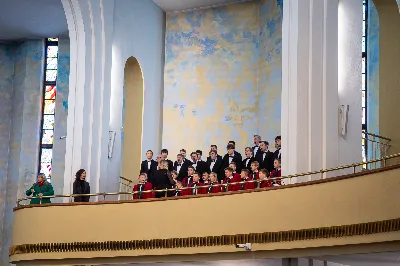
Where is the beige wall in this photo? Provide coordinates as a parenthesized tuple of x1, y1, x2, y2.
(122, 57, 144, 181)
(10, 166, 400, 264)
(374, 0, 400, 156)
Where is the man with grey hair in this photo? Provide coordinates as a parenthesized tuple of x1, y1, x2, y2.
(252, 134, 262, 158)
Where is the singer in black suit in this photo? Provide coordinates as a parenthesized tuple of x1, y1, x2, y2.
(221, 144, 243, 179)
(173, 154, 192, 181)
(206, 145, 222, 163)
(194, 150, 208, 177)
(207, 150, 223, 173)
(255, 141, 274, 172)
(161, 149, 174, 171)
(274, 135, 281, 159)
(140, 150, 158, 179)
(252, 134, 263, 159)
(242, 147, 256, 171)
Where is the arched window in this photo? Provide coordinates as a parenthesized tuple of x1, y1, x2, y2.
(38, 38, 59, 181)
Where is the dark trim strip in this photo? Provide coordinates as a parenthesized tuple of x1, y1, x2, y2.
(13, 164, 400, 211)
(9, 218, 400, 256)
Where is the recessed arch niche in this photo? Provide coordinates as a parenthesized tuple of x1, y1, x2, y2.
(122, 57, 144, 180)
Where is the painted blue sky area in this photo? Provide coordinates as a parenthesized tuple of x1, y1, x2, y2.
(185, 11, 203, 28)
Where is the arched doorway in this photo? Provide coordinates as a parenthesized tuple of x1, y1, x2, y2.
(122, 57, 144, 180)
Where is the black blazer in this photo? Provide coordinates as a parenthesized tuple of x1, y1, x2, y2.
(242, 157, 256, 171)
(73, 180, 90, 202)
(173, 160, 192, 181)
(274, 148, 281, 159)
(192, 160, 208, 177)
(206, 154, 222, 163)
(140, 159, 158, 178)
(166, 159, 174, 171)
(221, 152, 243, 175)
(255, 151, 274, 172)
(207, 157, 223, 181)
(151, 169, 171, 190)
(252, 145, 262, 159)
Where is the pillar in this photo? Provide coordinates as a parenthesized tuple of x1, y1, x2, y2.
(61, 0, 115, 198)
(282, 0, 362, 180)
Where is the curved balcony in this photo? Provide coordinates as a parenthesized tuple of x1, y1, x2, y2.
(9, 156, 400, 265)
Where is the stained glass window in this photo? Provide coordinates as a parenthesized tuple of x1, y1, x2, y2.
(38, 38, 58, 181)
(362, 0, 368, 168)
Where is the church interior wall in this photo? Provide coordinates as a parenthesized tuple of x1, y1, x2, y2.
(51, 37, 70, 199)
(338, 0, 363, 169)
(107, 0, 165, 188)
(0, 39, 44, 262)
(162, 0, 283, 157)
(374, 0, 400, 157)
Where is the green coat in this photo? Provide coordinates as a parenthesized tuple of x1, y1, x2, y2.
(25, 182, 54, 204)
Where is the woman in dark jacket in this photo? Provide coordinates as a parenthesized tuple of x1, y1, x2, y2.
(151, 160, 172, 198)
(73, 169, 90, 202)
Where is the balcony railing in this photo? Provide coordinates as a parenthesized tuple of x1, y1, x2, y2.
(16, 152, 400, 206)
(363, 131, 391, 169)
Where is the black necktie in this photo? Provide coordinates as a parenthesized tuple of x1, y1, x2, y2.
(241, 178, 246, 190)
(178, 164, 181, 166)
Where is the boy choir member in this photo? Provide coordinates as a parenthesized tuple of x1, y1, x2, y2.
(255, 141, 274, 172)
(249, 161, 260, 188)
(274, 136, 281, 159)
(161, 149, 174, 171)
(186, 173, 205, 195)
(133, 173, 154, 199)
(239, 169, 253, 190)
(222, 144, 243, 176)
(228, 162, 241, 180)
(207, 150, 222, 181)
(242, 147, 256, 171)
(195, 150, 209, 177)
(173, 154, 191, 181)
(228, 141, 243, 160)
(207, 145, 222, 162)
(182, 166, 195, 187)
(140, 150, 158, 179)
(253, 135, 262, 158)
(207, 172, 221, 194)
(270, 158, 282, 185)
(259, 169, 271, 188)
(202, 172, 210, 185)
(173, 181, 184, 196)
(180, 149, 190, 163)
(221, 167, 241, 192)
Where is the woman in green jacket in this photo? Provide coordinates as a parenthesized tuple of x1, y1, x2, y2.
(25, 173, 54, 204)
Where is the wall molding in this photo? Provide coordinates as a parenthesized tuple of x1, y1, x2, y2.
(9, 218, 400, 256)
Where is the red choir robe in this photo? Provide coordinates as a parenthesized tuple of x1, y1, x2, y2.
(232, 172, 241, 180)
(133, 182, 154, 199)
(260, 178, 273, 188)
(270, 168, 282, 185)
(238, 177, 253, 191)
(185, 182, 206, 196)
(182, 176, 194, 187)
(248, 171, 260, 189)
(206, 182, 222, 194)
(221, 175, 241, 192)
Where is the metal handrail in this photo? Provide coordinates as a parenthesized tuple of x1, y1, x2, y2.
(363, 130, 392, 142)
(17, 153, 400, 206)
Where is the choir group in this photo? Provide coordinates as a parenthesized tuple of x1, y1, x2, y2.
(133, 135, 282, 198)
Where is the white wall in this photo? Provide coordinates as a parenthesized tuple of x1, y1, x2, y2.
(107, 0, 165, 191)
(62, 0, 164, 196)
(338, 0, 363, 171)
